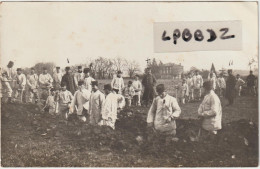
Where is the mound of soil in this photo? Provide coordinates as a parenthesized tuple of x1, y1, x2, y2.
(1, 103, 258, 167)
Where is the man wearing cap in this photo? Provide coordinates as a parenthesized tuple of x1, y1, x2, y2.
(132, 74, 142, 106)
(58, 83, 73, 118)
(89, 81, 105, 125)
(198, 81, 222, 135)
(246, 70, 257, 96)
(147, 84, 181, 136)
(111, 70, 125, 94)
(235, 74, 245, 97)
(61, 67, 77, 95)
(83, 68, 95, 92)
(70, 80, 91, 122)
(14, 68, 26, 103)
(3, 61, 16, 89)
(99, 84, 125, 129)
(217, 73, 226, 97)
(53, 67, 63, 90)
(1, 71, 13, 103)
(225, 69, 236, 105)
(142, 67, 157, 107)
(192, 70, 203, 101)
(74, 66, 84, 88)
(27, 68, 39, 103)
(187, 73, 194, 102)
(39, 67, 53, 102)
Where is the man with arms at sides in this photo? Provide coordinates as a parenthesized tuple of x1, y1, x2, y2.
(225, 69, 236, 106)
(74, 66, 85, 89)
(142, 67, 157, 107)
(61, 67, 77, 95)
(246, 70, 257, 96)
(83, 68, 95, 92)
(198, 81, 222, 135)
(53, 67, 63, 90)
(89, 81, 105, 125)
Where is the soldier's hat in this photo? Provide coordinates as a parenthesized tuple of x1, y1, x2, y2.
(56, 66, 60, 69)
(83, 68, 90, 73)
(91, 81, 98, 86)
(104, 84, 112, 91)
(78, 66, 82, 69)
(203, 81, 213, 91)
(78, 80, 84, 86)
(65, 66, 70, 71)
(43, 67, 47, 70)
(7, 61, 14, 66)
(156, 84, 165, 94)
(31, 67, 35, 70)
(117, 70, 122, 74)
(16, 68, 22, 71)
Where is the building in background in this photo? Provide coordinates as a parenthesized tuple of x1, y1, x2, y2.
(159, 63, 184, 79)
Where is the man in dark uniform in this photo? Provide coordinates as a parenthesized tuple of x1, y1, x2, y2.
(225, 69, 236, 106)
(246, 70, 257, 96)
(142, 67, 157, 107)
(61, 67, 77, 95)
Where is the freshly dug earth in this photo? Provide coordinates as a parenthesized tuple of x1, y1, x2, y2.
(1, 98, 258, 167)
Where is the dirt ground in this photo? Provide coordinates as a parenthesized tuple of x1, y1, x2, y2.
(1, 91, 258, 167)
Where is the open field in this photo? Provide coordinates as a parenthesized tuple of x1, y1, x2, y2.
(1, 79, 258, 167)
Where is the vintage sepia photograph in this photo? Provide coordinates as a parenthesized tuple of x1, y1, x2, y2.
(0, 1, 258, 167)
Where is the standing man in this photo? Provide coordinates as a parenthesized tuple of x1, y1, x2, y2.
(61, 67, 77, 95)
(14, 68, 26, 103)
(74, 66, 84, 89)
(217, 73, 226, 97)
(83, 68, 95, 92)
(208, 72, 217, 91)
(246, 70, 257, 96)
(111, 70, 124, 94)
(99, 84, 125, 129)
(142, 67, 157, 107)
(147, 84, 181, 136)
(53, 67, 63, 90)
(235, 74, 245, 97)
(187, 73, 194, 102)
(192, 70, 203, 101)
(89, 81, 105, 125)
(132, 74, 142, 106)
(198, 81, 222, 135)
(225, 69, 236, 106)
(4, 61, 16, 90)
(39, 67, 53, 102)
(27, 67, 39, 104)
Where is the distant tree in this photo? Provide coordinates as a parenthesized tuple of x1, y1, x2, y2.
(113, 57, 127, 72)
(126, 60, 140, 78)
(33, 62, 56, 76)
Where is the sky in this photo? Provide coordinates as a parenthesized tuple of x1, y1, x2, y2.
(0, 2, 258, 72)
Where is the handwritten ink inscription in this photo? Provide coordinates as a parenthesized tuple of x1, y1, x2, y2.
(154, 21, 242, 52)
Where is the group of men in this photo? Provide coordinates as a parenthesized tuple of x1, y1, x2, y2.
(181, 69, 257, 105)
(0, 61, 257, 138)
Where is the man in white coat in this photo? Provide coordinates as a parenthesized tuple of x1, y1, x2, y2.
(27, 67, 39, 103)
(111, 70, 124, 94)
(39, 67, 53, 102)
(147, 84, 181, 136)
(83, 68, 95, 92)
(198, 81, 222, 135)
(193, 70, 203, 101)
(74, 66, 84, 89)
(99, 84, 125, 129)
(89, 81, 105, 125)
(70, 80, 91, 122)
(14, 68, 26, 103)
(53, 67, 63, 90)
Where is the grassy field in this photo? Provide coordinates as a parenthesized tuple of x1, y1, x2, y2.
(1, 79, 258, 167)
